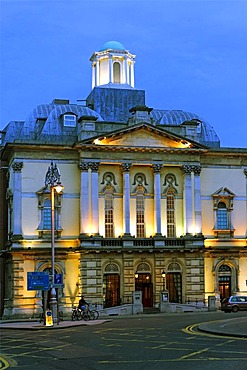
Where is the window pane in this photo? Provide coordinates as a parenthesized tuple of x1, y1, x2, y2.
(43, 208, 51, 229)
(167, 193, 175, 237)
(105, 191, 114, 237)
(136, 192, 145, 238)
(217, 209, 228, 229)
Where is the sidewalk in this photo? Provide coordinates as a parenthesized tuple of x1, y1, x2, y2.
(198, 316, 247, 338)
(0, 318, 110, 330)
(1, 314, 247, 337)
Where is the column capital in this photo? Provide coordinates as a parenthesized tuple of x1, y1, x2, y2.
(152, 163, 163, 173)
(78, 161, 90, 171)
(181, 165, 193, 174)
(12, 161, 23, 172)
(192, 165, 202, 175)
(89, 162, 100, 172)
(121, 163, 132, 172)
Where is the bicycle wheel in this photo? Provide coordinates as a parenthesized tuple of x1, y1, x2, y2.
(71, 310, 77, 321)
(88, 310, 96, 320)
(91, 310, 99, 320)
(78, 310, 83, 320)
(82, 311, 90, 321)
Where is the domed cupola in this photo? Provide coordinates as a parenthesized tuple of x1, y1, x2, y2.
(89, 40, 136, 89)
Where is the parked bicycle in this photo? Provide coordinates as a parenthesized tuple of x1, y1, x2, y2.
(71, 305, 99, 321)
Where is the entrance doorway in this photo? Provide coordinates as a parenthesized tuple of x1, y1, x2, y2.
(103, 274, 120, 308)
(135, 273, 153, 307)
(166, 272, 182, 303)
(218, 264, 232, 300)
(219, 276, 231, 300)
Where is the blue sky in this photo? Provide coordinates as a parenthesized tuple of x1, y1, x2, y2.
(1, 0, 247, 148)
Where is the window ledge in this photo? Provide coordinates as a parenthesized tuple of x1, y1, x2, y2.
(213, 229, 235, 238)
(37, 229, 63, 239)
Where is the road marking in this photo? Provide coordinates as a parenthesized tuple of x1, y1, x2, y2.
(0, 356, 17, 369)
(182, 323, 247, 340)
(179, 347, 210, 360)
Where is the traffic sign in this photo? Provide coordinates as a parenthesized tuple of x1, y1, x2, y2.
(27, 272, 50, 291)
(54, 273, 63, 284)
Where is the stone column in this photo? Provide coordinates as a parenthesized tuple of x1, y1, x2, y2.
(124, 55, 129, 84)
(152, 164, 162, 235)
(78, 162, 90, 235)
(193, 165, 202, 234)
(96, 57, 100, 86)
(89, 162, 100, 235)
(130, 62, 135, 88)
(109, 54, 113, 83)
(121, 163, 132, 235)
(182, 165, 193, 235)
(91, 62, 96, 89)
(12, 161, 23, 238)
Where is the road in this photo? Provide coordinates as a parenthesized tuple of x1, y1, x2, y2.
(1, 311, 247, 369)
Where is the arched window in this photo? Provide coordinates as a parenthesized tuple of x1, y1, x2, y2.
(113, 62, 121, 83)
(36, 188, 63, 238)
(136, 187, 145, 238)
(43, 198, 52, 229)
(212, 187, 235, 237)
(104, 188, 114, 238)
(166, 188, 175, 237)
(163, 173, 177, 238)
(217, 202, 228, 229)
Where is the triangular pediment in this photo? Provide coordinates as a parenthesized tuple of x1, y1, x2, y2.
(212, 187, 235, 197)
(82, 123, 206, 149)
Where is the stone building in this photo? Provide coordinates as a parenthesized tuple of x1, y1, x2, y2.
(0, 41, 246, 318)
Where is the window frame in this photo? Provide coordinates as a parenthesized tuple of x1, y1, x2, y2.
(36, 187, 63, 238)
(212, 187, 235, 238)
(63, 114, 76, 127)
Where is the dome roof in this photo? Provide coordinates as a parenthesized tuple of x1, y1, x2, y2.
(99, 41, 125, 52)
(151, 109, 220, 147)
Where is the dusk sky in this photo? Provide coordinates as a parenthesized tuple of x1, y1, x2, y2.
(1, 0, 246, 148)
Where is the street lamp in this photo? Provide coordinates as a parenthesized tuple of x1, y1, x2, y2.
(45, 162, 64, 324)
(162, 270, 166, 291)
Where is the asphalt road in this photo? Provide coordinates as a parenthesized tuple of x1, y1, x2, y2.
(1, 311, 247, 370)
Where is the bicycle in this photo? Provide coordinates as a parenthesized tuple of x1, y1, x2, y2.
(71, 305, 99, 321)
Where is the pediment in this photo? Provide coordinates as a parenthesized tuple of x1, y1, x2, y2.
(82, 123, 205, 149)
(212, 187, 235, 197)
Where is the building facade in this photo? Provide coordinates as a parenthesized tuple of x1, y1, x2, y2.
(0, 41, 247, 318)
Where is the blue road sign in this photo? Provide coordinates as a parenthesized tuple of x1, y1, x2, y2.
(27, 272, 50, 291)
(54, 273, 63, 284)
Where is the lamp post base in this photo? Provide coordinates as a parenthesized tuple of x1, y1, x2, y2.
(50, 287, 58, 324)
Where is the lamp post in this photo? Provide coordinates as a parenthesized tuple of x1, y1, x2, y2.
(162, 270, 166, 291)
(45, 162, 64, 324)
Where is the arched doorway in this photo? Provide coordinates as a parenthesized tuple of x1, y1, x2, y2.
(103, 263, 120, 308)
(218, 264, 232, 300)
(135, 262, 153, 307)
(166, 262, 182, 303)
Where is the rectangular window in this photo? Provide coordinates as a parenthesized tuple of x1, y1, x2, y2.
(63, 114, 76, 127)
(217, 209, 228, 229)
(43, 208, 51, 229)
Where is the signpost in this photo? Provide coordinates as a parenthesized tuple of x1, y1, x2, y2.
(27, 272, 63, 290)
(27, 272, 50, 291)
